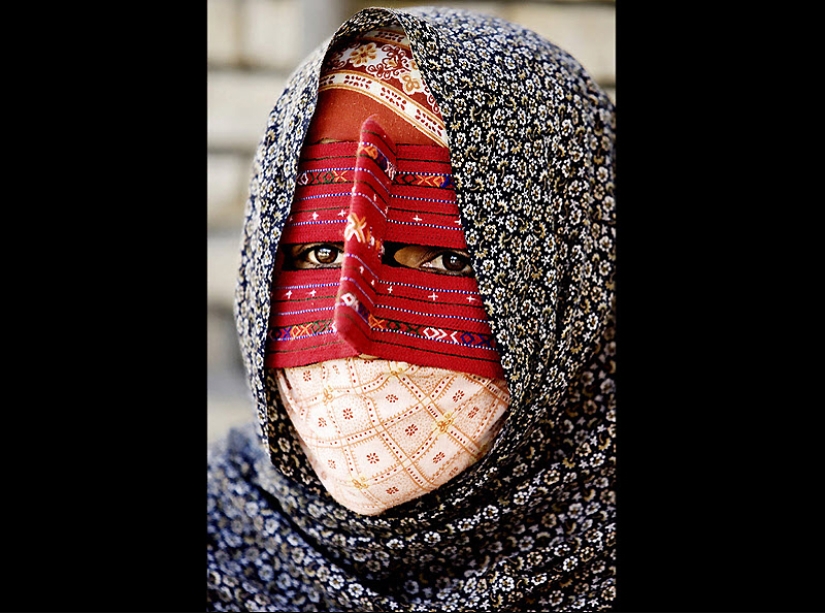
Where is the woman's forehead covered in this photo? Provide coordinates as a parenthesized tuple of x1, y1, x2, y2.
(239, 6, 616, 418)
(267, 117, 503, 379)
(306, 26, 446, 147)
(305, 89, 435, 146)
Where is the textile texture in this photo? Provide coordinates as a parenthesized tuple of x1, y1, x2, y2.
(317, 26, 447, 146)
(266, 117, 505, 379)
(209, 6, 616, 612)
(276, 356, 510, 516)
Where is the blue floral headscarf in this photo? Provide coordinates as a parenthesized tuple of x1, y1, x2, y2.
(209, 6, 616, 611)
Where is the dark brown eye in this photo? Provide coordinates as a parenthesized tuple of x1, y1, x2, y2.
(383, 244, 475, 277)
(287, 243, 345, 269)
(314, 245, 339, 265)
(441, 252, 469, 272)
(421, 250, 473, 276)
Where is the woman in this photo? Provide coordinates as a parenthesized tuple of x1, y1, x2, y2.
(208, 6, 616, 611)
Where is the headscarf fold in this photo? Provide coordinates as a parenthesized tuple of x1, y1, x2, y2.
(211, 6, 617, 611)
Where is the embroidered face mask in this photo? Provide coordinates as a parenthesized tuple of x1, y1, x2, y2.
(265, 27, 505, 381)
(275, 357, 510, 515)
(266, 28, 512, 514)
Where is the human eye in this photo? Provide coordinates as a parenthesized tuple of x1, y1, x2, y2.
(387, 244, 475, 277)
(421, 250, 474, 276)
(285, 243, 345, 269)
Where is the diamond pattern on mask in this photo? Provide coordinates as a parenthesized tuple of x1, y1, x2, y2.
(275, 357, 509, 515)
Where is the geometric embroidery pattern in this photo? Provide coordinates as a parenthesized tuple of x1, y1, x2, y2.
(266, 119, 504, 379)
(276, 357, 510, 515)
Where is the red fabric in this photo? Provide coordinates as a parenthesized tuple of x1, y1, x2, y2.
(266, 118, 504, 379)
(311, 26, 447, 147)
(305, 90, 436, 146)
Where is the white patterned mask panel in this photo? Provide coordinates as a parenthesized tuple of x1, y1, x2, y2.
(276, 357, 510, 515)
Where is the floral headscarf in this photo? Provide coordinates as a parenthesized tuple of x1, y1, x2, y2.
(209, 6, 616, 611)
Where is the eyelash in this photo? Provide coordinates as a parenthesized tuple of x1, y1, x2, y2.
(420, 251, 473, 275)
(285, 244, 474, 276)
(293, 244, 343, 267)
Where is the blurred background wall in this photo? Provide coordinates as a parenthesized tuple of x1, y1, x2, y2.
(207, 0, 616, 444)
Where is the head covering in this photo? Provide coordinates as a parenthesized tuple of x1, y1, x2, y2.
(209, 6, 616, 611)
(264, 28, 512, 516)
(266, 117, 505, 379)
(308, 25, 447, 146)
(267, 28, 503, 379)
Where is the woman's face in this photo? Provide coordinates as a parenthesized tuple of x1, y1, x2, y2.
(293, 84, 476, 280)
(267, 44, 510, 515)
(270, 135, 509, 514)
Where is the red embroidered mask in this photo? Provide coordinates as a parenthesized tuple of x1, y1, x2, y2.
(265, 28, 504, 380)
